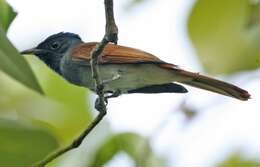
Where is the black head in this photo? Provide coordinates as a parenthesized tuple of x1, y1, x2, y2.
(21, 32, 82, 74)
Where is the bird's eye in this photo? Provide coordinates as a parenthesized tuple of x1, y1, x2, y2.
(50, 42, 60, 50)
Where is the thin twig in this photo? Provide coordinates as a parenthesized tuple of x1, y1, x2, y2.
(36, 113, 106, 167)
(35, 0, 118, 166)
(104, 0, 118, 43)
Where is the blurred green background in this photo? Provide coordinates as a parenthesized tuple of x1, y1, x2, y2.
(0, 0, 259, 167)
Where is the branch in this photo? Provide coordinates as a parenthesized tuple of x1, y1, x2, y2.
(90, 0, 118, 112)
(36, 114, 106, 167)
(35, 0, 118, 166)
(104, 0, 118, 43)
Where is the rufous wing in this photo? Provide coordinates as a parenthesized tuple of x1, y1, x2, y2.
(71, 42, 172, 65)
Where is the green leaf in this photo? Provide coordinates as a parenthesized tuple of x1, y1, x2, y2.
(27, 56, 92, 143)
(0, 26, 44, 94)
(0, 0, 17, 31)
(89, 132, 164, 167)
(188, 0, 260, 74)
(0, 0, 43, 94)
(0, 56, 92, 144)
(217, 153, 260, 167)
(0, 119, 58, 167)
(248, 2, 260, 27)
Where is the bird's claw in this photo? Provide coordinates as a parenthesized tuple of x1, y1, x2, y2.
(95, 97, 107, 112)
(105, 90, 121, 99)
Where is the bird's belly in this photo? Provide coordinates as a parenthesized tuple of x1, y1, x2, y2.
(79, 64, 173, 93)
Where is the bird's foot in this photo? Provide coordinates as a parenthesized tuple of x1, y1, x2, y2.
(105, 90, 121, 100)
(95, 90, 121, 111)
(95, 97, 107, 112)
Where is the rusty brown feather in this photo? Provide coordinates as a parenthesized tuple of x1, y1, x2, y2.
(71, 43, 250, 101)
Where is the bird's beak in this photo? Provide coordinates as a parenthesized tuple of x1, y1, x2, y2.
(20, 48, 43, 55)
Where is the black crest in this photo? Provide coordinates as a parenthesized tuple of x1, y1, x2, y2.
(37, 32, 81, 49)
(45, 32, 81, 41)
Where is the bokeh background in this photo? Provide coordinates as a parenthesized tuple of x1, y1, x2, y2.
(0, 0, 260, 167)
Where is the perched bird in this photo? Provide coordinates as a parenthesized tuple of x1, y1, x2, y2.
(21, 32, 250, 101)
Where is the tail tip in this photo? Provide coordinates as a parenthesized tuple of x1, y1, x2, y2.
(240, 91, 251, 101)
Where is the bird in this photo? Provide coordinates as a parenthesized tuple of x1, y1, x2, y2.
(21, 32, 250, 102)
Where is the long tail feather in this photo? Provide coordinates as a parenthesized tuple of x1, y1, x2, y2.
(160, 64, 251, 100)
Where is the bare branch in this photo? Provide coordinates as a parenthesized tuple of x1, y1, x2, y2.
(35, 0, 118, 166)
(104, 0, 118, 43)
(35, 113, 106, 167)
